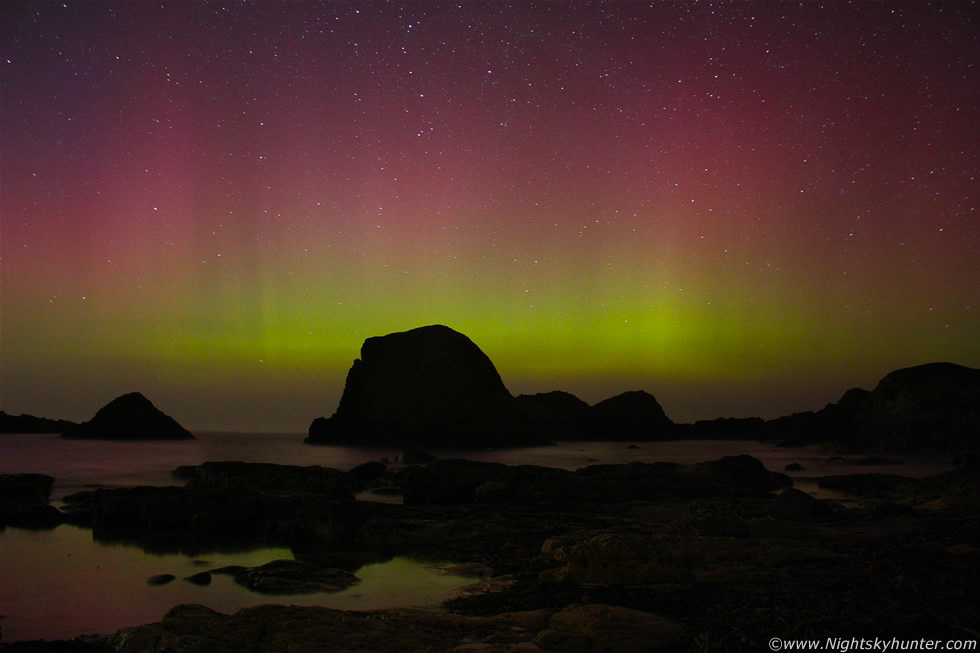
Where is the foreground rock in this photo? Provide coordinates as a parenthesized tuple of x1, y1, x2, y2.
(307, 325, 544, 448)
(0, 473, 60, 528)
(102, 602, 684, 652)
(212, 559, 360, 594)
(9, 455, 978, 650)
(61, 392, 194, 440)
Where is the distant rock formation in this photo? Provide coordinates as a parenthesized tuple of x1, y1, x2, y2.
(516, 391, 595, 440)
(306, 325, 544, 448)
(61, 392, 194, 440)
(591, 390, 673, 440)
(515, 389, 675, 441)
(766, 362, 978, 452)
(0, 411, 77, 434)
(673, 417, 768, 441)
(857, 362, 979, 449)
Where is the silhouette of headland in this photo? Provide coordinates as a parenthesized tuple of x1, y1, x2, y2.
(61, 392, 194, 440)
(308, 325, 978, 452)
(0, 411, 77, 434)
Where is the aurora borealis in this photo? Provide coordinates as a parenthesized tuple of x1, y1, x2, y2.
(1, 1, 977, 432)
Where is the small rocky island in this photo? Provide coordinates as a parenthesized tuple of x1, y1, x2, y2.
(61, 392, 195, 440)
(306, 325, 545, 448)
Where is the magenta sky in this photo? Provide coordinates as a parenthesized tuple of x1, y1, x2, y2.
(1, 2, 977, 431)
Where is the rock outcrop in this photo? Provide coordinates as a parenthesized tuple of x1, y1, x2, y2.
(515, 390, 594, 440)
(591, 390, 673, 439)
(306, 325, 543, 448)
(0, 411, 77, 434)
(858, 362, 979, 449)
(0, 473, 60, 529)
(766, 362, 979, 451)
(61, 392, 194, 440)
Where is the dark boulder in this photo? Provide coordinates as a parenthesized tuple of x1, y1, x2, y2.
(61, 392, 194, 440)
(683, 454, 792, 494)
(591, 390, 673, 440)
(213, 559, 360, 594)
(768, 488, 835, 521)
(173, 461, 360, 497)
(349, 460, 387, 483)
(184, 571, 212, 585)
(1, 473, 58, 528)
(306, 325, 544, 448)
(817, 474, 910, 497)
(516, 390, 594, 440)
(0, 472, 54, 503)
(3, 503, 63, 529)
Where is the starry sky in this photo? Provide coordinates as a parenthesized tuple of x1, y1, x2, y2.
(1, 1, 977, 432)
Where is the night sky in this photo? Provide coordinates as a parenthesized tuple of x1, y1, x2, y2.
(1, 1, 977, 432)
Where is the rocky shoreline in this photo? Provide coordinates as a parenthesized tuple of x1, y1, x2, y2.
(2, 452, 978, 651)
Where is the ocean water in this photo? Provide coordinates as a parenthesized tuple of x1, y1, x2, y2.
(0, 432, 955, 642)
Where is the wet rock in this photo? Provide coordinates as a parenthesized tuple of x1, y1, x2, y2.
(147, 574, 176, 585)
(768, 488, 835, 521)
(682, 454, 792, 494)
(184, 571, 212, 585)
(444, 562, 495, 578)
(217, 559, 360, 594)
(349, 460, 387, 482)
(59, 481, 363, 550)
(110, 603, 554, 652)
(1, 473, 58, 527)
(540, 534, 693, 585)
(61, 392, 194, 440)
(0, 473, 55, 503)
(535, 604, 685, 651)
(3, 503, 63, 529)
(173, 461, 360, 497)
(817, 473, 909, 498)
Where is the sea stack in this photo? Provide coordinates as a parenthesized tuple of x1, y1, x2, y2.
(61, 392, 195, 440)
(591, 390, 674, 440)
(306, 325, 544, 448)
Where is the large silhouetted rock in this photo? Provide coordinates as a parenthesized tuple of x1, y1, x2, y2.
(591, 390, 673, 440)
(306, 325, 543, 448)
(61, 392, 194, 440)
(857, 362, 979, 449)
(765, 362, 978, 451)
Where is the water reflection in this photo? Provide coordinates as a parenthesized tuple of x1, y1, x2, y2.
(0, 524, 472, 642)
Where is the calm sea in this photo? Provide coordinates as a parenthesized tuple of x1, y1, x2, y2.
(0, 432, 954, 642)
